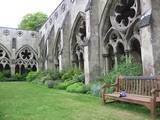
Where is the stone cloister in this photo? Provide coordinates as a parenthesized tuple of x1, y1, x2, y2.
(0, 0, 160, 84)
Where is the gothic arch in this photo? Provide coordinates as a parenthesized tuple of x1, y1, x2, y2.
(0, 44, 11, 73)
(15, 45, 38, 74)
(69, 12, 86, 70)
(101, 0, 142, 73)
(0, 43, 11, 58)
(99, 0, 115, 38)
(53, 28, 61, 70)
(129, 37, 142, 64)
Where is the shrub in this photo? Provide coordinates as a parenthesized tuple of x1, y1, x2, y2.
(0, 72, 5, 81)
(3, 70, 11, 78)
(55, 80, 77, 90)
(11, 73, 27, 81)
(61, 68, 81, 81)
(89, 82, 102, 96)
(48, 70, 61, 80)
(26, 71, 40, 82)
(66, 82, 88, 93)
(104, 57, 142, 84)
(72, 74, 85, 83)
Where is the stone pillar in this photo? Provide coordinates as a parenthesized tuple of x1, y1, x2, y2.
(140, 0, 155, 75)
(125, 50, 130, 63)
(114, 52, 118, 70)
(102, 54, 109, 74)
(84, 45, 90, 84)
(11, 49, 16, 76)
(60, 12, 71, 70)
(85, 0, 101, 84)
(149, 0, 160, 74)
(59, 28, 63, 71)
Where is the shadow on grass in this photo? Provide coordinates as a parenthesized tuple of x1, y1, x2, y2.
(106, 101, 149, 114)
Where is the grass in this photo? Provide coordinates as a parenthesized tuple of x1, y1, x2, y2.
(0, 82, 159, 120)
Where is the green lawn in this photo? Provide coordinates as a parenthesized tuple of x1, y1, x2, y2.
(0, 82, 158, 120)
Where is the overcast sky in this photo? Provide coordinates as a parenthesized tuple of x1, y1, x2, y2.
(0, 0, 62, 28)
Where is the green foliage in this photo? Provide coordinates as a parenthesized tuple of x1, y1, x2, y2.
(104, 57, 142, 84)
(0, 71, 26, 82)
(72, 74, 85, 83)
(61, 68, 82, 81)
(90, 82, 102, 96)
(0, 72, 5, 81)
(55, 80, 77, 90)
(26, 71, 41, 82)
(11, 73, 27, 81)
(48, 70, 62, 81)
(18, 12, 47, 31)
(66, 82, 88, 93)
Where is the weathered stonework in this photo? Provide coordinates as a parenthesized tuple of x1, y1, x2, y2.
(0, 0, 160, 84)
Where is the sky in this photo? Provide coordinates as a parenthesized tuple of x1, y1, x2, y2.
(0, 0, 62, 28)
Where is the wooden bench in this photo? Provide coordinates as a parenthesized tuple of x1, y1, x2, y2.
(101, 76, 160, 118)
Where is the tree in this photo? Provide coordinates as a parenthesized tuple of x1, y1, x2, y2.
(18, 12, 48, 31)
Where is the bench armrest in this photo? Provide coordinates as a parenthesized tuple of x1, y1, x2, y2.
(151, 89, 160, 94)
(101, 83, 118, 103)
(101, 83, 118, 95)
(101, 83, 117, 89)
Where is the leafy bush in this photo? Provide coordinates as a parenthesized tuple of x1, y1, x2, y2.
(48, 70, 61, 80)
(11, 73, 27, 81)
(55, 80, 77, 90)
(0, 72, 5, 81)
(72, 74, 85, 83)
(26, 71, 41, 82)
(61, 68, 81, 81)
(104, 57, 142, 84)
(0, 71, 27, 82)
(87, 81, 103, 96)
(3, 70, 11, 78)
(66, 82, 88, 93)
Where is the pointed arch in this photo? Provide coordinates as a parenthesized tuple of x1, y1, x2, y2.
(99, 0, 115, 38)
(16, 45, 38, 59)
(0, 43, 11, 73)
(15, 45, 38, 74)
(69, 11, 86, 51)
(53, 28, 61, 70)
(0, 43, 11, 58)
(69, 11, 86, 70)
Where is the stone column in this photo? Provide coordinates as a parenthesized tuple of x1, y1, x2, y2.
(140, 0, 155, 75)
(149, 0, 160, 75)
(60, 12, 71, 70)
(11, 49, 16, 76)
(125, 50, 130, 63)
(114, 52, 118, 70)
(102, 53, 109, 74)
(85, 0, 101, 84)
(59, 28, 63, 71)
(84, 45, 90, 84)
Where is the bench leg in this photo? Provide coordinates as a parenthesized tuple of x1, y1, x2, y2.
(150, 98, 156, 119)
(102, 95, 107, 104)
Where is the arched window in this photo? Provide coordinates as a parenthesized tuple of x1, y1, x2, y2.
(71, 14, 86, 71)
(0, 45, 11, 75)
(16, 46, 38, 74)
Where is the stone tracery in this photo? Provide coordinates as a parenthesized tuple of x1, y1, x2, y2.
(15, 46, 37, 74)
(0, 46, 11, 72)
(71, 16, 86, 70)
(103, 0, 141, 72)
